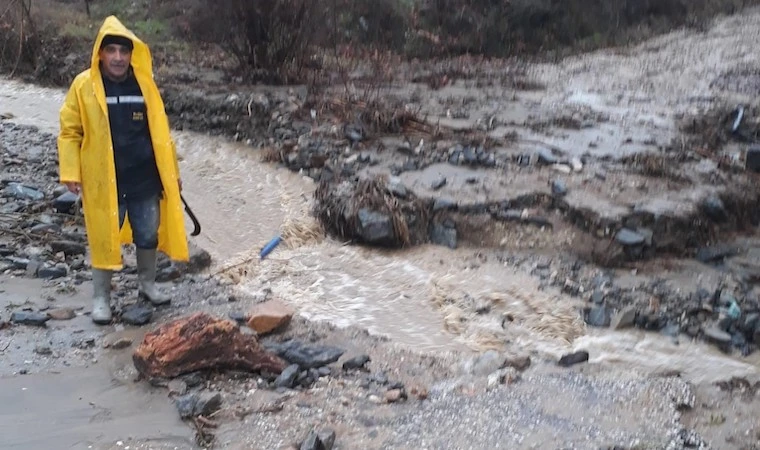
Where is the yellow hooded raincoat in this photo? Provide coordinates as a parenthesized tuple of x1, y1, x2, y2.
(57, 16, 189, 270)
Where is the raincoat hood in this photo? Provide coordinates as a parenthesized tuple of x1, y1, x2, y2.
(91, 16, 153, 79)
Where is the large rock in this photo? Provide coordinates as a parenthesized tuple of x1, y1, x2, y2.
(357, 208, 394, 244)
(132, 312, 287, 378)
(247, 299, 294, 335)
(430, 222, 457, 249)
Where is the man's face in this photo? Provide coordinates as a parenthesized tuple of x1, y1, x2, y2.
(99, 44, 131, 80)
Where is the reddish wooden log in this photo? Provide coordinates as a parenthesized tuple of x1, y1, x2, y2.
(133, 312, 287, 378)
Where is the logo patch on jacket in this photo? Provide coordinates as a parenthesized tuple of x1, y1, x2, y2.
(132, 111, 144, 121)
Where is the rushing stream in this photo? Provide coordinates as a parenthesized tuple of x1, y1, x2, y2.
(1, 76, 759, 382)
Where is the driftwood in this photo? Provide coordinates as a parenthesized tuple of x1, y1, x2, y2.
(132, 312, 287, 378)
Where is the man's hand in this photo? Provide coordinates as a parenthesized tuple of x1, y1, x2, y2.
(64, 182, 81, 194)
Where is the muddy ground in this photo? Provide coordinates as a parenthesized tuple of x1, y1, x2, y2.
(4, 6, 760, 450)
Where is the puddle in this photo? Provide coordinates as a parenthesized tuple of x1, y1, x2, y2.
(0, 367, 194, 450)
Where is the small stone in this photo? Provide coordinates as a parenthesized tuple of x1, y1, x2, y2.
(590, 290, 605, 305)
(746, 145, 760, 171)
(175, 392, 223, 419)
(386, 177, 408, 198)
(174, 394, 197, 419)
(11, 311, 49, 327)
(430, 223, 457, 249)
(5, 182, 44, 201)
(611, 306, 637, 330)
(246, 299, 294, 335)
(121, 305, 153, 326)
(537, 149, 558, 165)
(50, 240, 86, 257)
(503, 356, 531, 371)
(47, 307, 76, 321)
(487, 367, 520, 389)
(433, 198, 457, 211)
(296, 370, 310, 387)
(167, 379, 188, 396)
(702, 195, 727, 223)
(586, 305, 611, 327)
(695, 245, 739, 263)
(557, 351, 589, 367)
(228, 311, 248, 323)
(552, 164, 572, 174)
(34, 345, 52, 355)
(317, 429, 336, 450)
(469, 350, 504, 376)
(550, 179, 568, 196)
(570, 157, 583, 172)
(431, 177, 447, 190)
(300, 428, 336, 450)
(703, 326, 731, 346)
(25, 260, 41, 277)
(410, 385, 429, 400)
(615, 228, 645, 246)
(384, 388, 406, 403)
(37, 265, 67, 279)
(30, 223, 61, 234)
(343, 354, 371, 371)
(8, 256, 29, 270)
(53, 191, 79, 214)
(371, 371, 388, 385)
(195, 392, 223, 416)
(275, 364, 300, 389)
(181, 372, 205, 388)
(109, 338, 133, 350)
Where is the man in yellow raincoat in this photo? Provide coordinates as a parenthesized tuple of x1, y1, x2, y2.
(57, 16, 189, 324)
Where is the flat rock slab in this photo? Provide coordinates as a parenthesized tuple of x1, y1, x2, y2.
(122, 305, 153, 326)
(132, 312, 287, 379)
(265, 340, 345, 369)
(247, 299, 294, 335)
(11, 311, 49, 327)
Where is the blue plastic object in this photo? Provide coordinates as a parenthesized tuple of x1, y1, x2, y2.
(260, 236, 282, 259)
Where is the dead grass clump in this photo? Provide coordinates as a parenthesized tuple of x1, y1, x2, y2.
(718, 185, 760, 231)
(676, 104, 760, 155)
(260, 146, 286, 164)
(280, 215, 324, 248)
(314, 174, 430, 248)
(327, 97, 433, 136)
(429, 275, 586, 352)
(620, 152, 688, 182)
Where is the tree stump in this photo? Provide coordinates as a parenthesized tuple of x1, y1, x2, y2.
(132, 312, 287, 378)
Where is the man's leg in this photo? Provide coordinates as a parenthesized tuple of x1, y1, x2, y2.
(90, 203, 127, 324)
(127, 194, 171, 305)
